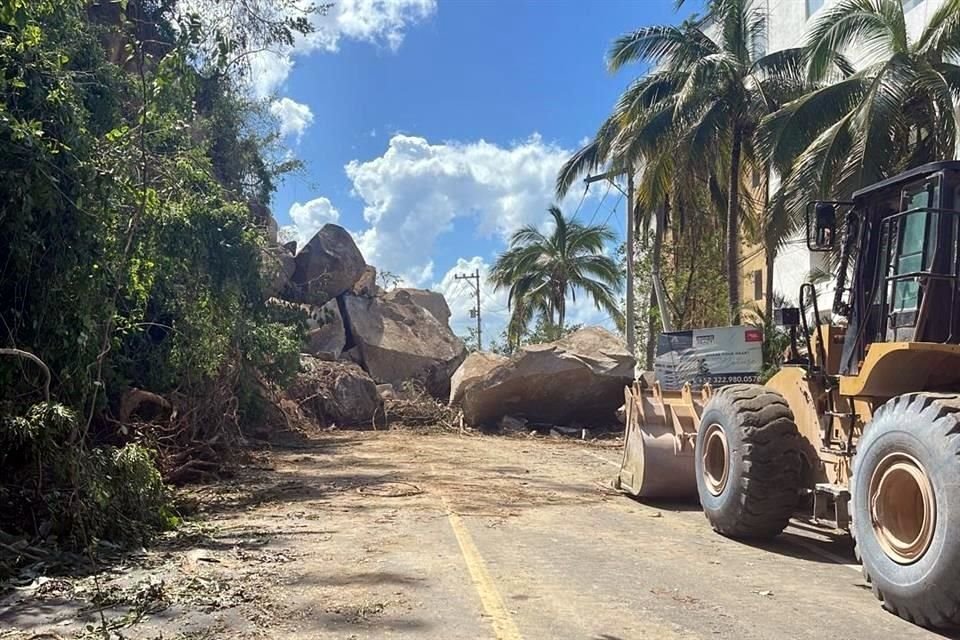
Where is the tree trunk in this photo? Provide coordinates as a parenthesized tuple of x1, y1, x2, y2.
(557, 283, 566, 328)
(765, 243, 776, 321)
(763, 161, 774, 323)
(646, 203, 666, 370)
(726, 127, 743, 325)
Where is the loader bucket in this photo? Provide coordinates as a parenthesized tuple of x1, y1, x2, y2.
(615, 381, 706, 501)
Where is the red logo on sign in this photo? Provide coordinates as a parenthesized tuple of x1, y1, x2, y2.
(744, 329, 763, 342)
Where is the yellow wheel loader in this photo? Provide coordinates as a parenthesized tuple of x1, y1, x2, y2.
(616, 161, 960, 628)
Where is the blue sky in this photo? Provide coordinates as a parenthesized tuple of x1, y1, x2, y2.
(257, 0, 700, 339)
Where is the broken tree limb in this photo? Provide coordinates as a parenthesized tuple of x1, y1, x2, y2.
(0, 348, 51, 402)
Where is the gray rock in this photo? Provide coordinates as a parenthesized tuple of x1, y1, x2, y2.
(261, 243, 296, 298)
(342, 292, 466, 398)
(498, 414, 529, 434)
(384, 288, 451, 327)
(291, 224, 366, 304)
(449, 351, 509, 406)
(352, 265, 379, 297)
(288, 356, 383, 427)
(452, 327, 635, 427)
(304, 298, 346, 360)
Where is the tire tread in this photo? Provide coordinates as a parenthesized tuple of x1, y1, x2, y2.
(854, 392, 960, 627)
(706, 384, 802, 538)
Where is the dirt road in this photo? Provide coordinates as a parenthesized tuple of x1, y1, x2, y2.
(1, 430, 953, 639)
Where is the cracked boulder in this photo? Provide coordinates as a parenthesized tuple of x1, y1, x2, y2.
(450, 327, 635, 427)
(342, 292, 466, 398)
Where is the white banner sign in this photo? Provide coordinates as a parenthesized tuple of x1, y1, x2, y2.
(654, 326, 764, 391)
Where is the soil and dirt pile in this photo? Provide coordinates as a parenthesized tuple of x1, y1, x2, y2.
(449, 326, 635, 427)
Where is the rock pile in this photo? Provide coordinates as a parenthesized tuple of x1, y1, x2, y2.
(263, 223, 467, 426)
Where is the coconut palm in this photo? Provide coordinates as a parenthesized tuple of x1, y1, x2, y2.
(490, 205, 623, 345)
(759, 0, 960, 216)
(558, 0, 812, 324)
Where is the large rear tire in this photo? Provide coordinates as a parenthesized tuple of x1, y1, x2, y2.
(852, 393, 960, 628)
(695, 384, 803, 538)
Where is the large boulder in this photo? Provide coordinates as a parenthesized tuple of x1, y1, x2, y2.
(304, 298, 346, 360)
(452, 327, 635, 427)
(385, 288, 451, 327)
(449, 351, 509, 406)
(261, 242, 296, 298)
(288, 356, 383, 427)
(342, 292, 467, 398)
(291, 224, 366, 304)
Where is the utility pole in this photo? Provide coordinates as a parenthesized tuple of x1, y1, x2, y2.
(455, 269, 482, 350)
(585, 168, 635, 355)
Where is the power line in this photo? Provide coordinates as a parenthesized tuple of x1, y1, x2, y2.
(454, 269, 482, 349)
(570, 182, 590, 219)
(586, 181, 613, 226)
(601, 193, 625, 229)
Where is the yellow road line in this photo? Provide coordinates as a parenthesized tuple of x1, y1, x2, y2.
(431, 465, 523, 640)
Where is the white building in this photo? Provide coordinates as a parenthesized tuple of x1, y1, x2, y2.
(759, 0, 947, 311)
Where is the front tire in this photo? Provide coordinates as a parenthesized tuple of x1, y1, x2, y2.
(695, 384, 803, 538)
(852, 393, 960, 627)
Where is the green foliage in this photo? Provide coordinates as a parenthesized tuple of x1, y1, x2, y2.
(0, 0, 308, 558)
(743, 296, 792, 382)
(0, 403, 172, 554)
(491, 205, 623, 348)
(759, 0, 960, 223)
(558, 0, 815, 325)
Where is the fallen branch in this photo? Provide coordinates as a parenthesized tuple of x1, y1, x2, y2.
(0, 348, 51, 402)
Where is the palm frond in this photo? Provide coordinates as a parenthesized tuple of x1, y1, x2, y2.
(804, 0, 901, 81)
(916, 0, 960, 59)
(607, 24, 718, 72)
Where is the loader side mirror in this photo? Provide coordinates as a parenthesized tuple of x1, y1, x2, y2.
(808, 201, 837, 251)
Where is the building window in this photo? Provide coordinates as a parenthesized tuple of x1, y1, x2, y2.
(902, 0, 923, 11)
(806, 0, 826, 18)
(753, 270, 763, 301)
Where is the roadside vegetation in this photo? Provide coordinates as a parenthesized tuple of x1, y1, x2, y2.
(0, 0, 312, 577)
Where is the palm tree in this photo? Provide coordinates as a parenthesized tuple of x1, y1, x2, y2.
(759, 0, 960, 217)
(490, 205, 623, 345)
(558, 0, 810, 325)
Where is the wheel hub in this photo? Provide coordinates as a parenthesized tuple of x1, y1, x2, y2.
(702, 423, 729, 497)
(869, 453, 936, 564)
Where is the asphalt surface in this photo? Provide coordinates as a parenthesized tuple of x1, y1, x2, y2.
(2, 430, 957, 639)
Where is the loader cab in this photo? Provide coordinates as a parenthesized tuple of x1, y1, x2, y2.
(828, 162, 960, 376)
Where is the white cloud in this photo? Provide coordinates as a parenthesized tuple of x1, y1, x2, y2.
(281, 196, 341, 246)
(347, 133, 579, 286)
(270, 97, 315, 141)
(249, 51, 295, 99)
(309, 0, 436, 53)
(240, 0, 436, 98)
